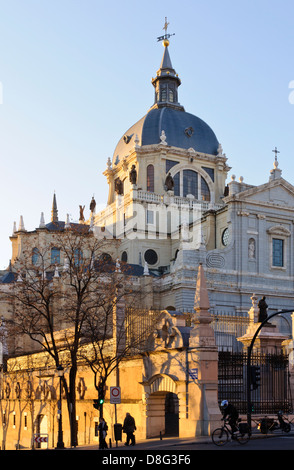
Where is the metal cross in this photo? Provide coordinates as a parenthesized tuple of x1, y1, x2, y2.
(272, 147, 280, 162)
(163, 17, 169, 34)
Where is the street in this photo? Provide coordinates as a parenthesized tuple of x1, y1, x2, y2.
(169, 435, 294, 451)
(68, 432, 294, 452)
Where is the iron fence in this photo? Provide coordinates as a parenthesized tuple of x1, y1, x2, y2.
(218, 350, 292, 414)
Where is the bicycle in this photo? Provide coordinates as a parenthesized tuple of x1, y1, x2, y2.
(257, 412, 291, 434)
(212, 419, 250, 446)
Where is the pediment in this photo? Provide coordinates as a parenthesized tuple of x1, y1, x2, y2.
(230, 178, 294, 208)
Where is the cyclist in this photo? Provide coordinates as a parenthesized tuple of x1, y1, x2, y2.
(221, 400, 239, 436)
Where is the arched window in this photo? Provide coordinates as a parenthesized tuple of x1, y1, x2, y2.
(201, 176, 211, 201)
(32, 248, 39, 265)
(121, 251, 128, 262)
(51, 247, 60, 265)
(169, 88, 174, 103)
(74, 249, 83, 266)
(183, 170, 198, 198)
(173, 170, 211, 201)
(147, 164, 154, 192)
(100, 253, 112, 263)
(173, 172, 180, 196)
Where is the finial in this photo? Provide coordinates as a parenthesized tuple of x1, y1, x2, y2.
(12, 221, 17, 236)
(272, 146, 280, 168)
(39, 212, 46, 228)
(65, 214, 71, 229)
(18, 215, 26, 232)
(269, 147, 282, 181)
(51, 192, 58, 223)
(157, 17, 175, 46)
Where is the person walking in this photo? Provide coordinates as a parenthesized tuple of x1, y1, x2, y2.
(98, 417, 108, 449)
(123, 412, 136, 446)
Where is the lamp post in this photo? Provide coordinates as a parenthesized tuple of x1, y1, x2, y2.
(246, 309, 293, 433)
(56, 365, 65, 449)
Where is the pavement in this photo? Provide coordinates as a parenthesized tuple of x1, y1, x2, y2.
(60, 428, 294, 451)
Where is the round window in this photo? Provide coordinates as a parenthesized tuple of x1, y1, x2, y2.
(144, 249, 158, 265)
(222, 228, 230, 246)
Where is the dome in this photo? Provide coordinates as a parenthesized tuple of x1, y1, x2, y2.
(112, 42, 219, 166)
(112, 107, 219, 165)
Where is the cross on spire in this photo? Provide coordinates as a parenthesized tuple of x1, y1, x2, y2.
(272, 146, 280, 162)
(163, 17, 169, 34)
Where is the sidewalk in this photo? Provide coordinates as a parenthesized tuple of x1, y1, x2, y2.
(63, 428, 294, 451)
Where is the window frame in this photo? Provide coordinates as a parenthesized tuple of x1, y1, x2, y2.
(51, 247, 60, 265)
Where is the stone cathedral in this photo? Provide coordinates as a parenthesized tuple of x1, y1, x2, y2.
(2, 31, 294, 333)
(1, 26, 294, 449)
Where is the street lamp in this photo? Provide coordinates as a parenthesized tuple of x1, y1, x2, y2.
(246, 309, 293, 433)
(56, 364, 65, 449)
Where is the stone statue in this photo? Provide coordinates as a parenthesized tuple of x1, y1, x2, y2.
(258, 296, 268, 322)
(129, 165, 137, 185)
(165, 172, 174, 191)
(79, 205, 85, 222)
(248, 238, 255, 259)
(89, 196, 96, 213)
(115, 178, 123, 195)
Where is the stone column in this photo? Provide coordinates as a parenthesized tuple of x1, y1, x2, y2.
(187, 264, 222, 436)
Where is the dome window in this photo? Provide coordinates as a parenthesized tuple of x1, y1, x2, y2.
(147, 165, 154, 192)
(184, 127, 194, 138)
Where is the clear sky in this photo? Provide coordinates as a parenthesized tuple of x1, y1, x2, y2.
(1, 0, 294, 269)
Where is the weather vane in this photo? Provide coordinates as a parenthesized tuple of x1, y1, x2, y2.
(157, 17, 175, 43)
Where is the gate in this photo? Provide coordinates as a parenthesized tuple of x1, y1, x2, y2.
(218, 351, 292, 414)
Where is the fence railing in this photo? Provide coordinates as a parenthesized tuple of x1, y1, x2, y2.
(218, 350, 292, 414)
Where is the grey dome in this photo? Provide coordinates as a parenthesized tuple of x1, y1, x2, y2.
(112, 43, 219, 166)
(112, 107, 219, 165)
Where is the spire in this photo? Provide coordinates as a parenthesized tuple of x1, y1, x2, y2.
(194, 263, 210, 314)
(39, 212, 46, 228)
(18, 215, 26, 232)
(151, 18, 183, 111)
(51, 192, 58, 223)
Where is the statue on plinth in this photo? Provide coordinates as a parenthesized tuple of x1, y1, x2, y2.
(258, 296, 268, 323)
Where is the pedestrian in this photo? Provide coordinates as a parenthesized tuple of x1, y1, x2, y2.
(98, 417, 108, 449)
(123, 412, 136, 446)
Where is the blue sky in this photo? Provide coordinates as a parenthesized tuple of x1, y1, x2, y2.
(1, 0, 294, 269)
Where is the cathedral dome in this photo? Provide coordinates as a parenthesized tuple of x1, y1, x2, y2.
(112, 108, 219, 166)
(112, 41, 219, 166)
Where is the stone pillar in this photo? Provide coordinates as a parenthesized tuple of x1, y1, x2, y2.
(187, 264, 222, 437)
(237, 294, 289, 354)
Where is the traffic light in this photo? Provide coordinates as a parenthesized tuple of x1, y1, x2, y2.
(250, 365, 261, 390)
(93, 399, 99, 410)
(98, 384, 105, 405)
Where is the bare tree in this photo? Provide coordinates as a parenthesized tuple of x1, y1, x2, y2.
(79, 281, 160, 417)
(6, 227, 136, 447)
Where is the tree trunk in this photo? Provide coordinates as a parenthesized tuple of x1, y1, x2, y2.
(68, 365, 78, 447)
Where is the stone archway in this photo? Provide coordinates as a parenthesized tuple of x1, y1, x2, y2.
(145, 374, 180, 438)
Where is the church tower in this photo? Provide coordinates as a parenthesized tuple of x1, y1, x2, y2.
(94, 22, 230, 308)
